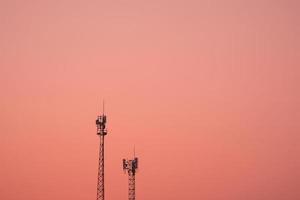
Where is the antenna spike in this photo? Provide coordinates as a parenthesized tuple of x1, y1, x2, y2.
(102, 100, 105, 115)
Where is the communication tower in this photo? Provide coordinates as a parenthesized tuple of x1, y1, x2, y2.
(123, 155, 139, 200)
(96, 103, 107, 200)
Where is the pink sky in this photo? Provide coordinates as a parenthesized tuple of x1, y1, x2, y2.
(0, 0, 299, 200)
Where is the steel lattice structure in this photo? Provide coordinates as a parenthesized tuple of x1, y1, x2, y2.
(123, 157, 138, 200)
(96, 113, 107, 200)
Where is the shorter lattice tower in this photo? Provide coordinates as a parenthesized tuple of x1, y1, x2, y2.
(123, 155, 138, 200)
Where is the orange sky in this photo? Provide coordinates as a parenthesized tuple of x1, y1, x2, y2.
(0, 0, 299, 200)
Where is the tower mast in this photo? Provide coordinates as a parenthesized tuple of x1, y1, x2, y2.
(123, 155, 139, 200)
(96, 103, 107, 200)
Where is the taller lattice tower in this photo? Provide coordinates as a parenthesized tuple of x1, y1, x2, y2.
(95, 105, 107, 200)
(123, 156, 139, 200)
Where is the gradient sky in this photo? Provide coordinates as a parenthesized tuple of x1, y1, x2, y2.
(0, 0, 299, 200)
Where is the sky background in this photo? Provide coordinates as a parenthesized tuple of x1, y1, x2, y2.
(0, 0, 299, 200)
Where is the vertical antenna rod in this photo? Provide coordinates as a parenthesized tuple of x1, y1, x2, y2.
(123, 153, 139, 200)
(102, 100, 105, 115)
(96, 103, 108, 200)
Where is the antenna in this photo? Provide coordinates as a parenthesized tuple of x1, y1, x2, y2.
(102, 100, 105, 115)
(133, 145, 135, 158)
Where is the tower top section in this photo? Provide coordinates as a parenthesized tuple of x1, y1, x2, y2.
(96, 102, 107, 136)
(96, 115, 107, 136)
(123, 157, 138, 175)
